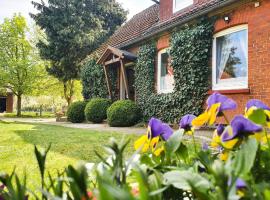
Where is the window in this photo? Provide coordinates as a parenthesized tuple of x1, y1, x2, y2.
(173, 0, 193, 13)
(212, 25, 248, 90)
(157, 49, 174, 93)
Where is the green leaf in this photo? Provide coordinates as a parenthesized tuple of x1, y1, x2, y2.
(248, 109, 267, 125)
(175, 143, 189, 162)
(163, 170, 213, 199)
(165, 129, 184, 156)
(232, 138, 258, 176)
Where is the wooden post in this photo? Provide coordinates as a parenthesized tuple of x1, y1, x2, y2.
(120, 60, 130, 99)
(103, 65, 112, 99)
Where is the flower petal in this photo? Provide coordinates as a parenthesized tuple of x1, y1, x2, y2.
(153, 146, 165, 156)
(222, 115, 262, 141)
(192, 112, 209, 127)
(179, 114, 196, 130)
(150, 137, 160, 152)
(208, 103, 221, 125)
(236, 178, 247, 189)
(161, 123, 173, 141)
(134, 135, 149, 152)
(246, 99, 270, 111)
(216, 124, 225, 136)
(148, 118, 164, 138)
(207, 92, 237, 112)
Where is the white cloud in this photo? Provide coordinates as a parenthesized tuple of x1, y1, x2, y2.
(117, 0, 154, 19)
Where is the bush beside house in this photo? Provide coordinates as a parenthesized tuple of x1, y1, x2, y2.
(107, 100, 141, 127)
(67, 101, 87, 123)
(85, 98, 111, 123)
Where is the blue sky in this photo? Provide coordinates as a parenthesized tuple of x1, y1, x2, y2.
(0, 0, 155, 23)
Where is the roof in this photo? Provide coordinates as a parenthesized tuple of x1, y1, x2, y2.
(97, 46, 137, 64)
(92, 0, 238, 57)
(92, 4, 159, 57)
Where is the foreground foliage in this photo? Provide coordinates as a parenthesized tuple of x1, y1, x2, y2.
(1, 93, 270, 199)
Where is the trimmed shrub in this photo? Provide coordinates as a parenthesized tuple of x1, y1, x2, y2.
(67, 101, 87, 123)
(107, 100, 141, 127)
(85, 98, 111, 123)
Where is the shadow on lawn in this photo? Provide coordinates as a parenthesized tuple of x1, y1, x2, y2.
(13, 122, 134, 163)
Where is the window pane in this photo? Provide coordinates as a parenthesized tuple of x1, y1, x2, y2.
(216, 29, 247, 84)
(160, 52, 174, 92)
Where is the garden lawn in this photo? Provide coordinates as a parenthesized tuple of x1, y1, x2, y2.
(0, 121, 137, 189)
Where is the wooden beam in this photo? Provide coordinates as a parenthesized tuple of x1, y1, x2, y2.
(104, 57, 121, 66)
(120, 60, 130, 99)
(103, 65, 112, 99)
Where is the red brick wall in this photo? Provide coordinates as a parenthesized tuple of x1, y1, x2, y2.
(155, 0, 270, 121)
(213, 0, 270, 121)
(160, 0, 173, 22)
(157, 34, 170, 51)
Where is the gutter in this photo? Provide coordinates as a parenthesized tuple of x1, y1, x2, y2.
(118, 0, 239, 49)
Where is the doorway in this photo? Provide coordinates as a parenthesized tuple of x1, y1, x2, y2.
(0, 97, 7, 113)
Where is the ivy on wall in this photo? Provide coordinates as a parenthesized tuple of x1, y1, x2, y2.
(134, 18, 215, 123)
(81, 59, 118, 100)
(81, 59, 108, 100)
(134, 43, 156, 121)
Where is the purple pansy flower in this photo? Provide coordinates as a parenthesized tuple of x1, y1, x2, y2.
(202, 142, 209, 151)
(147, 118, 173, 141)
(207, 92, 237, 113)
(179, 114, 196, 131)
(246, 99, 270, 111)
(222, 115, 262, 142)
(216, 124, 225, 136)
(236, 178, 247, 189)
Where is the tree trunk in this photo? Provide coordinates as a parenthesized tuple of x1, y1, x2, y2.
(17, 95, 22, 117)
(63, 80, 75, 107)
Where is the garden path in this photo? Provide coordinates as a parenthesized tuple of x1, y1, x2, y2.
(0, 116, 212, 141)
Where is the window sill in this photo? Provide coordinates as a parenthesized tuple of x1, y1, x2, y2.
(208, 88, 250, 95)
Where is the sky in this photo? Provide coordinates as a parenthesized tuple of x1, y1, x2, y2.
(0, 0, 155, 23)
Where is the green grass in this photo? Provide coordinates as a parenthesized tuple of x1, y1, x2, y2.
(0, 121, 137, 189)
(3, 111, 55, 118)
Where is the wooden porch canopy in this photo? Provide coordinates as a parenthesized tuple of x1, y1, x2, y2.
(97, 46, 137, 99)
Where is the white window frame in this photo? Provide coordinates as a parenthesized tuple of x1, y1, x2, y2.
(212, 25, 248, 91)
(173, 0, 193, 13)
(157, 48, 174, 94)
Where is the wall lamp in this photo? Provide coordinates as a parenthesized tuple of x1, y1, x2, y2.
(223, 15, 231, 24)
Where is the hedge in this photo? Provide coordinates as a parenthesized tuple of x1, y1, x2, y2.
(67, 101, 87, 123)
(107, 100, 141, 127)
(85, 98, 111, 123)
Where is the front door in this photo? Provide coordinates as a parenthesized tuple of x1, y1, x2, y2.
(0, 97, 7, 113)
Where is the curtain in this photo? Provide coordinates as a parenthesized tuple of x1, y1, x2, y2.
(218, 37, 233, 80)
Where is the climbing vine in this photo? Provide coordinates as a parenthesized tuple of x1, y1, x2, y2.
(81, 59, 117, 100)
(135, 18, 215, 123)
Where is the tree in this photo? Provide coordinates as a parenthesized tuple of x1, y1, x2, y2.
(31, 0, 127, 106)
(0, 14, 47, 116)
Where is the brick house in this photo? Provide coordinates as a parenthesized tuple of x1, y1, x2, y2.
(95, 0, 270, 120)
(0, 89, 13, 113)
